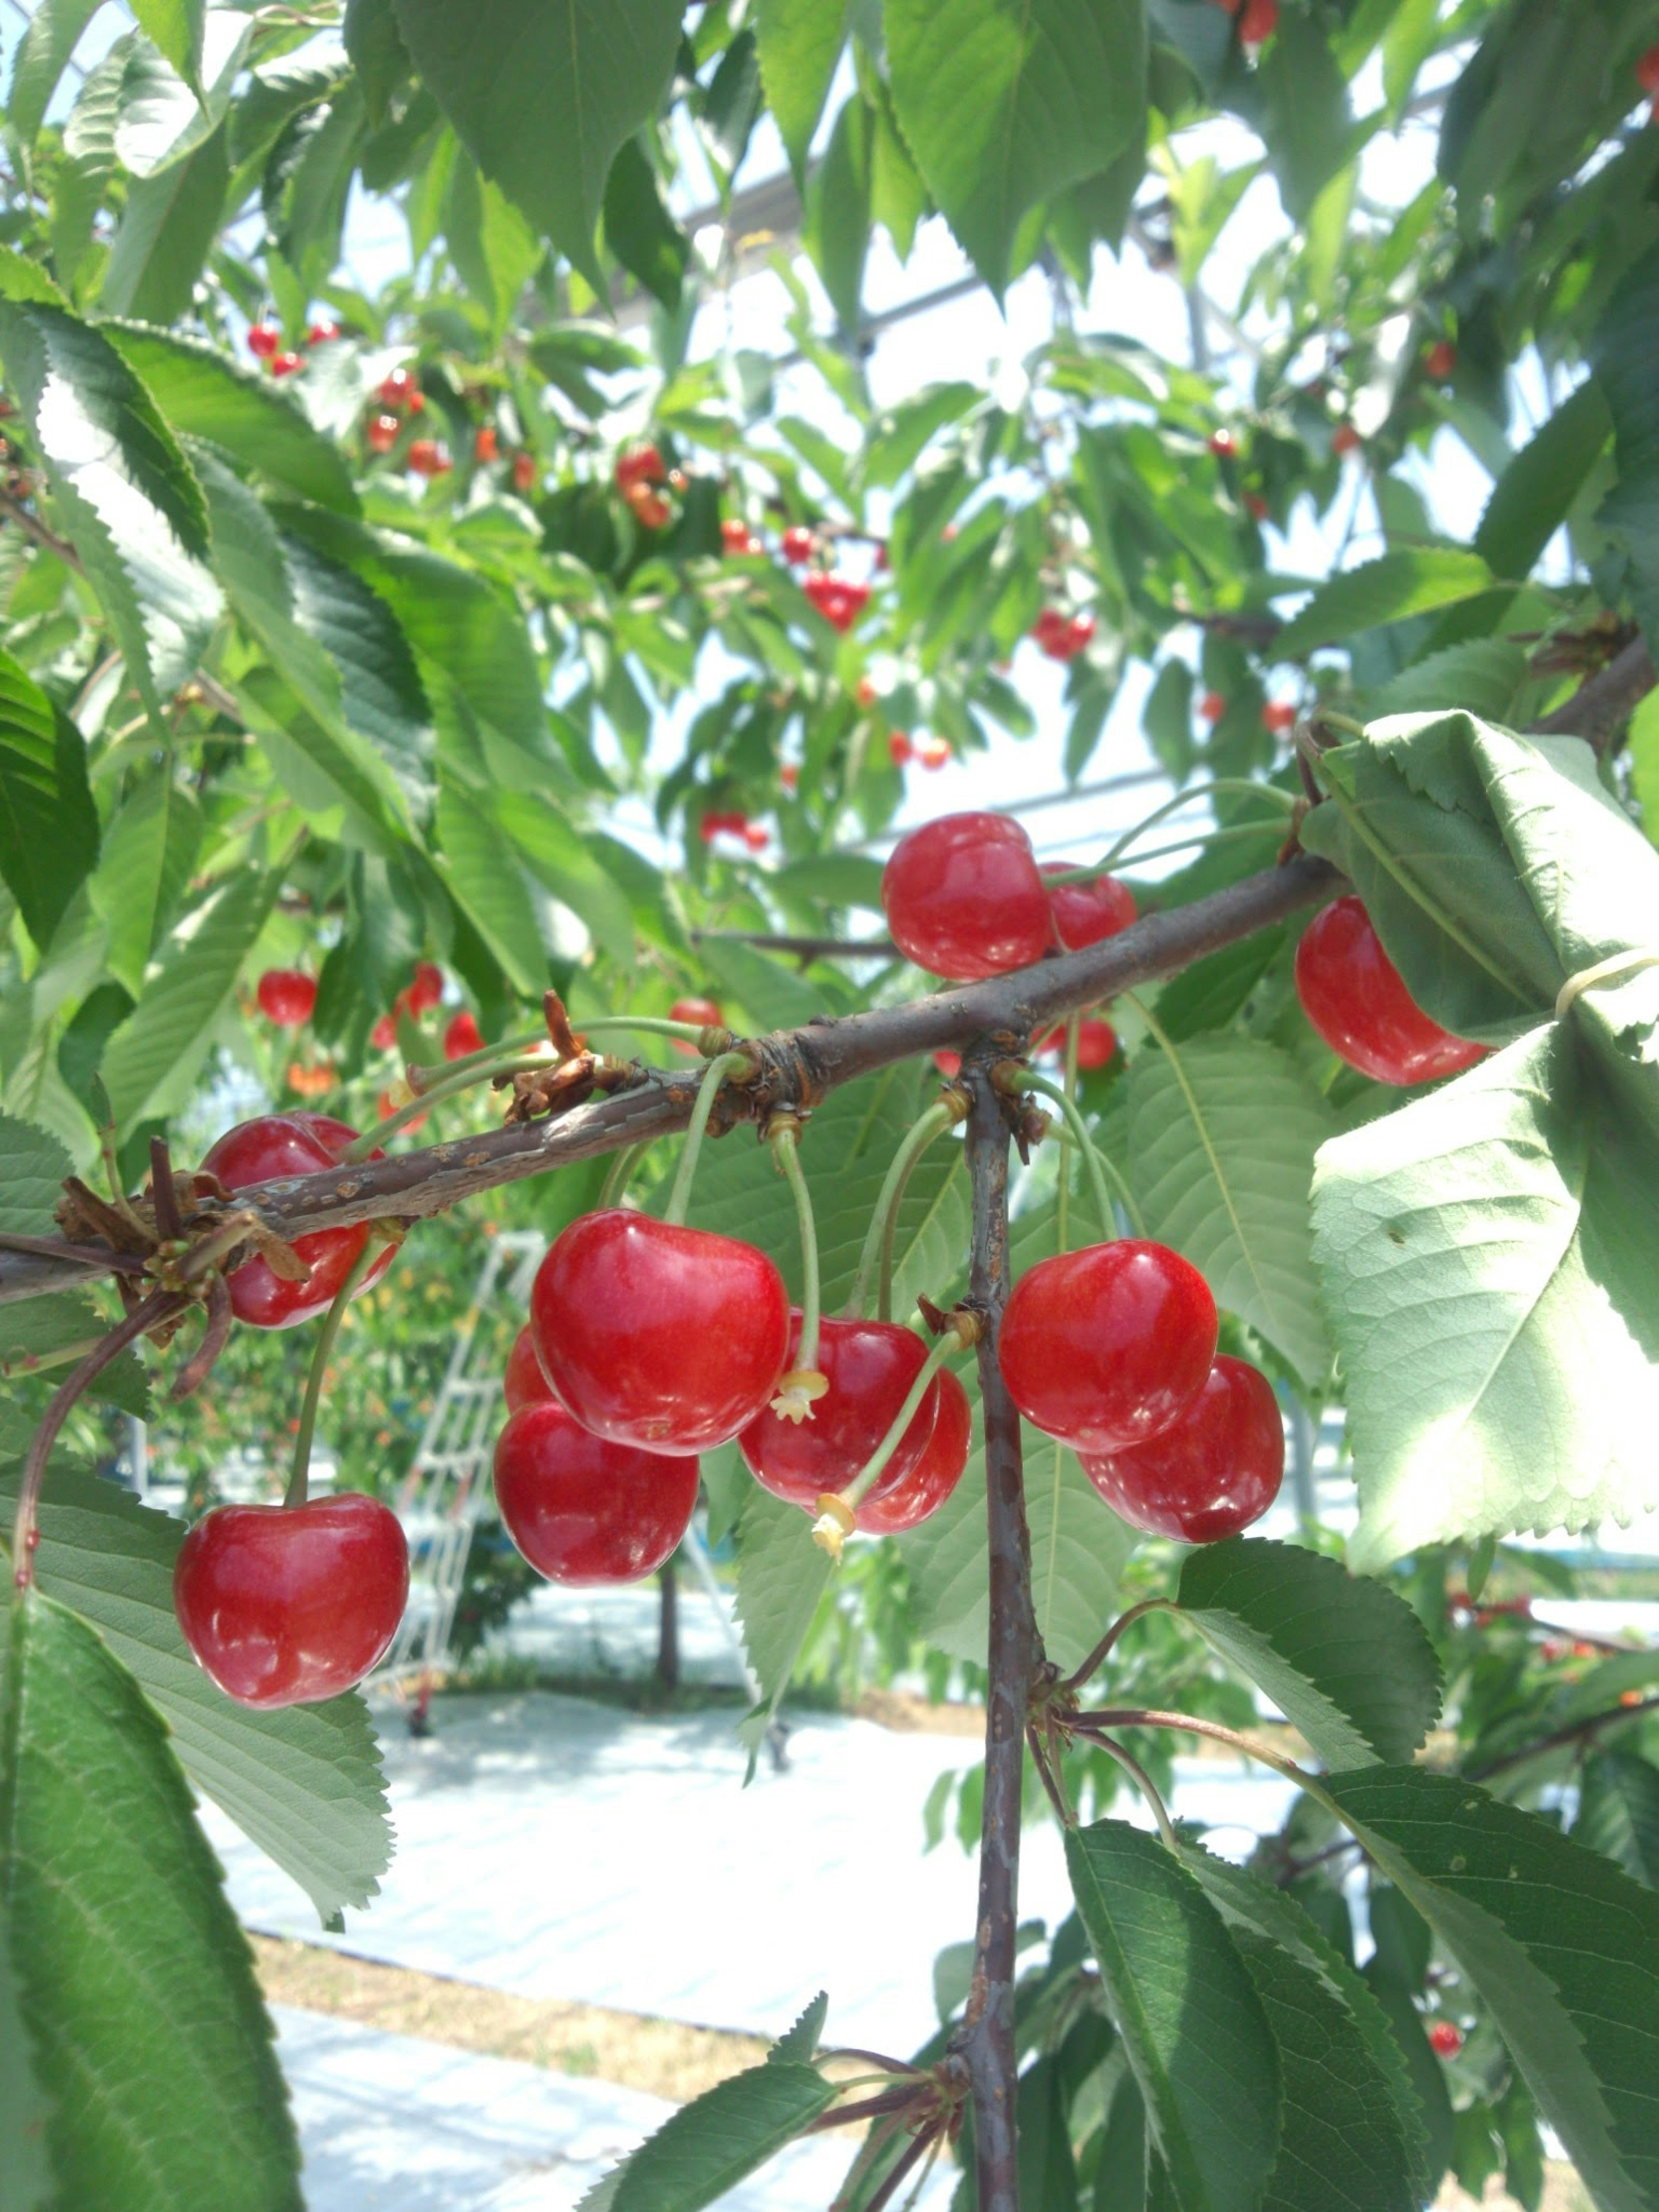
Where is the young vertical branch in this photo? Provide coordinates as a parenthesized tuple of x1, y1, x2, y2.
(957, 1076, 1042, 2212)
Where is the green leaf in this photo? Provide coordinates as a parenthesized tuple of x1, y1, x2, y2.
(594, 2059, 834, 2212)
(1271, 550, 1493, 660)
(756, 0, 851, 182)
(0, 1454, 391, 1924)
(0, 1904, 53, 2212)
(445, 145, 542, 338)
(804, 95, 871, 331)
(1364, 639, 1529, 725)
(502, 791, 636, 972)
(8, 0, 105, 147)
(343, 0, 408, 123)
(1474, 380, 1611, 581)
(1124, 1032, 1334, 1392)
(1316, 1765, 1659, 2212)
(734, 1484, 832, 1764)
(389, 0, 683, 291)
(886, 0, 1147, 295)
(1176, 1538, 1442, 1768)
(88, 772, 201, 1000)
(0, 1109, 77, 1238)
(1577, 1753, 1659, 1890)
(1254, 8, 1352, 223)
(768, 1990, 827, 2064)
(0, 645, 98, 949)
(129, 0, 205, 90)
(1590, 244, 1659, 652)
(104, 322, 358, 512)
(99, 118, 229, 323)
(1065, 1819, 1281, 2212)
(434, 776, 547, 994)
(1019, 2054, 1081, 2212)
(1315, 1023, 1659, 1569)
(99, 868, 278, 1134)
(602, 135, 688, 312)
(0, 1589, 302, 2212)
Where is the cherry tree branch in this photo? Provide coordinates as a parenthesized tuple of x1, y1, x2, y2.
(1530, 636, 1656, 755)
(0, 854, 1340, 1309)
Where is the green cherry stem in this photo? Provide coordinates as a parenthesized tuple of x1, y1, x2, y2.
(1021, 1070, 1146, 1239)
(1045, 780, 1298, 886)
(1081, 1732, 1180, 1851)
(343, 1053, 553, 1160)
(769, 1116, 822, 1374)
(574, 1014, 731, 1051)
(845, 1092, 967, 1323)
(284, 1239, 380, 1510)
(422, 1028, 544, 1084)
(664, 1050, 754, 1227)
(598, 1141, 651, 1211)
(810, 1316, 978, 1560)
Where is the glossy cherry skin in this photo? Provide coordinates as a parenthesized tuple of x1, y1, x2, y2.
(366, 412, 400, 452)
(781, 526, 814, 564)
(493, 1403, 698, 1586)
(1428, 2021, 1463, 2059)
(202, 1113, 394, 1328)
(256, 968, 316, 1027)
(1080, 1356, 1283, 1542)
(855, 1368, 973, 1534)
(247, 322, 280, 359)
(999, 1240, 1217, 1453)
(738, 1314, 937, 1510)
(174, 1494, 409, 1708)
(1038, 1016, 1116, 1069)
(531, 1211, 788, 1455)
(1042, 861, 1137, 953)
(882, 813, 1052, 981)
(504, 1323, 554, 1411)
(1294, 898, 1488, 1087)
(408, 961, 443, 1012)
(444, 1009, 484, 1060)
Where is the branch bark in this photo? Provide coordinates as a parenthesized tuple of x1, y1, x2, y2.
(0, 854, 1340, 1309)
(1530, 636, 1656, 754)
(955, 1078, 1040, 2212)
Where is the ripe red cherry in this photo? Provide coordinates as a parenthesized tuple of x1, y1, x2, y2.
(531, 1211, 789, 1454)
(371, 1008, 399, 1050)
(512, 451, 538, 493)
(474, 425, 499, 463)
(1332, 423, 1362, 457)
(1428, 2022, 1463, 2059)
(366, 412, 400, 453)
(803, 571, 870, 633)
(1262, 701, 1297, 734)
(628, 485, 673, 530)
(444, 1009, 484, 1060)
(668, 995, 723, 1057)
(738, 1314, 940, 1510)
(504, 1324, 554, 1411)
(174, 1494, 409, 1707)
(882, 812, 1052, 981)
(307, 319, 340, 344)
(781, 525, 814, 565)
(202, 1113, 394, 1328)
(616, 443, 666, 489)
(1294, 897, 1488, 1086)
(256, 968, 317, 1028)
(270, 351, 305, 378)
(1032, 609, 1095, 662)
(1640, 42, 1659, 95)
(855, 1368, 973, 1534)
(1079, 1356, 1283, 1541)
(1042, 861, 1137, 952)
(408, 961, 443, 1014)
(855, 677, 879, 709)
(1208, 428, 1237, 458)
(1238, 0, 1277, 46)
(1038, 1016, 1116, 1069)
(933, 1049, 962, 1077)
(493, 1403, 698, 1586)
(889, 732, 915, 767)
(743, 821, 769, 851)
(379, 367, 416, 406)
(408, 439, 450, 477)
(999, 1241, 1217, 1452)
(721, 517, 759, 555)
(1424, 340, 1457, 381)
(1200, 690, 1227, 724)
(247, 322, 280, 359)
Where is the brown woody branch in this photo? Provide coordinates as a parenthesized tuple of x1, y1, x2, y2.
(0, 855, 1340, 1310)
(1530, 636, 1656, 755)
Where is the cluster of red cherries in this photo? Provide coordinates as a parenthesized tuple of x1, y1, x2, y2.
(1031, 607, 1096, 663)
(245, 315, 337, 380)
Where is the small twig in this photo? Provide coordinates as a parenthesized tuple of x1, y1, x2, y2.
(169, 1273, 234, 1402)
(1061, 1598, 1175, 1695)
(1078, 1730, 1180, 1851)
(149, 1138, 183, 1243)
(1469, 1693, 1659, 1783)
(690, 929, 899, 959)
(1073, 1707, 1311, 1786)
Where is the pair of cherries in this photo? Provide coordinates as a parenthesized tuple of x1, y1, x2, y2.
(1000, 1240, 1284, 1543)
(882, 811, 1136, 981)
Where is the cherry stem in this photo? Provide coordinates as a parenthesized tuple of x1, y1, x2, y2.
(420, 1027, 543, 1084)
(826, 1327, 964, 1526)
(1080, 1731, 1180, 1851)
(284, 1240, 379, 1509)
(10, 1290, 187, 1584)
(1073, 1707, 1313, 1788)
(1060, 1596, 1175, 1694)
(573, 1014, 728, 1050)
(769, 1119, 822, 1373)
(1020, 1071, 1144, 1238)
(664, 1050, 752, 1227)
(344, 1052, 553, 1160)
(598, 1141, 650, 1211)
(845, 1093, 965, 1323)
(1045, 780, 1299, 885)
(1314, 709, 1367, 738)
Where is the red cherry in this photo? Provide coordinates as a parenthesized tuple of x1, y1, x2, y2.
(933, 1049, 962, 1077)
(379, 367, 416, 406)
(444, 1009, 485, 1061)
(367, 412, 400, 453)
(1208, 428, 1237, 458)
(408, 961, 444, 1014)
(1200, 690, 1227, 724)
(371, 1010, 399, 1051)
(855, 677, 879, 709)
(882, 812, 1052, 981)
(256, 968, 317, 1029)
(287, 1061, 334, 1098)
(616, 443, 666, 490)
(738, 1314, 941, 1510)
(531, 1211, 789, 1454)
(474, 425, 499, 463)
(174, 1494, 408, 1707)
(407, 389, 426, 414)
(307, 319, 341, 345)
(1424, 340, 1457, 381)
(1238, 0, 1278, 47)
(1332, 423, 1362, 457)
(1067, 614, 1096, 654)
(999, 1241, 1217, 1452)
(1032, 607, 1093, 662)
(629, 485, 673, 530)
(1294, 897, 1488, 1086)
(917, 738, 951, 771)
(505, 1324, 555, 1411)
(513, 451, 538, 493)
(781, 526, 814, 565)
(721, 516, 758, 555)
(494, 1402, 698, 1586)
(1640, 42, 1659, 94)
(889, 732, 915, 767)
(1262, 701, 1298, 733)
(1428, 2022, 1463, 2058)
(247, 322, 280, 359)
(743, 821, 769, 851)
(780, 763, 799, 792)
(270, 351, 305, 378)
(201, 1113, 394, 1328)
(1042, 861, 1137, 952)
(1038, 1016, 1117, 1069)
(1079, 1357, 1284, 1542)
(408, 439, 451, 477)
(855, 1369, 973, 1534)
(802, 572, 870, 633)
(668, 995, 723, 1056)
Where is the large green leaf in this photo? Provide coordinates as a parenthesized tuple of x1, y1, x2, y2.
(733, 1484, 833, 1765)
(0, 645, 98, 949)
(389, 0, 683, 290)
(0, 1588, 302, 2212)
(1575, 1753, 1659, 1891)
(1317, 1766, 1659, 2212)
(7, 0, 105, 147)
(433, 776, 547, 994)
(129, 0, 206, 91)
(99, 867, 278, 1134)
(587, 2058, 835, 2212)
(1123, 1032, 1334, 1392)
(0, 1906, 53, 2212)
(756, 0, 852, 181)
(88, 771, 202, 999)
(885, 0, 1146, 295)
(1271, 550, 1493, 659)
(1176, 1539, 1442, 1769)
(0, 1456, 392, 1926)
(99, 119, 229, 324)
(105, 322, 358, 512)
(1065, 1819, 1281, 2212)
(1474, 379, 1611, 581)
(1315, 1023, 1659, 1568)
(804, 95, 871, 333)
